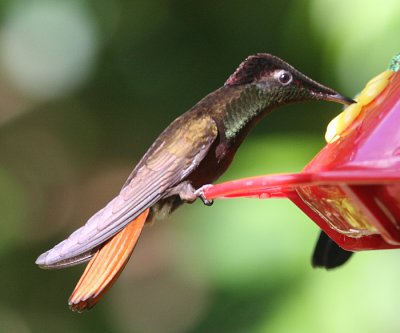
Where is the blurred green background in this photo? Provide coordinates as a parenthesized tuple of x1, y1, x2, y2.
(1, 0, 400, 332)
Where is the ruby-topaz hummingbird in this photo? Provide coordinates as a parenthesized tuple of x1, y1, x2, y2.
(36, 53, 354, 311)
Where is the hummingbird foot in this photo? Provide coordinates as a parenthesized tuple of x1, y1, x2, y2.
(195, 184, 214, 206)
(167, 182, 213, 206)
(199, 195, 213, 206)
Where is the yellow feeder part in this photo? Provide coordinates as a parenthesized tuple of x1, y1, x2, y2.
(325, 70, 394, 143)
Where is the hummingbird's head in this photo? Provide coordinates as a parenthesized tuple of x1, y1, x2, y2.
(225, 53, 354, 106)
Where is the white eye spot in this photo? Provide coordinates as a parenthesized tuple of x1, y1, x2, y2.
(275, 70, 292, 85)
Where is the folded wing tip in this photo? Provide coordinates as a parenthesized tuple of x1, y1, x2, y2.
(35, 253, 46, 266)
(35, 249, 64, 269)
(35, 251, 51, 268)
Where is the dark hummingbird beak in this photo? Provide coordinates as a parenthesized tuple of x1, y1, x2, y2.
(295, 70, 356, 106)
(308, 85, 356, 106)
(323, 92, 356, 105)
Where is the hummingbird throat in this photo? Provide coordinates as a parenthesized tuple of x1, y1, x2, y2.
(222, 85, 281, 140)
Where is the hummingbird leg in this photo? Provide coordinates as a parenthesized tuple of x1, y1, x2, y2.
(167, 182, 213, 206)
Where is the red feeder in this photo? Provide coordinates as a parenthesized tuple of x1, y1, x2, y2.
(203, 66, 400, 252)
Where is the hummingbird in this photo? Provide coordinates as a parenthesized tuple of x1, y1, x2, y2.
(36, 53, 354, 311)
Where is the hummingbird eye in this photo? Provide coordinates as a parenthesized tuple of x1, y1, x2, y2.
(275, 70, 293, 85)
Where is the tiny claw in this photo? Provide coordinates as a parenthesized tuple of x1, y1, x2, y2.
(201, 197, 214, 206)
(195, 184, 214, 206)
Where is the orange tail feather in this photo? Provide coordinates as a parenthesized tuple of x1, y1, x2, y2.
(69, 209, 150, 312)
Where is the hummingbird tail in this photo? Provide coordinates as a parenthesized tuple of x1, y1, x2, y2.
(68, 208, 150, 312)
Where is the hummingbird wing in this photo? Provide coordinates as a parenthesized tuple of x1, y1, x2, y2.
(36, 115, 218, 268)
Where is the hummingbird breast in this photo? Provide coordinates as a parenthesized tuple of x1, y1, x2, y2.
(148, 84, 274, 221)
